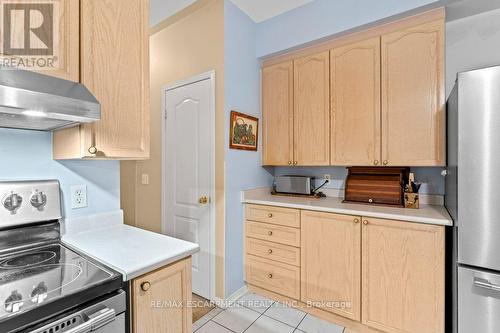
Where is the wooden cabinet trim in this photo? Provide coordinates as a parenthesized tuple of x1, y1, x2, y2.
(261, 8, 444, 67)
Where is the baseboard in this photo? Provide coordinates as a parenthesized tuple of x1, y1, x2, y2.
(211, 285, 248, 309)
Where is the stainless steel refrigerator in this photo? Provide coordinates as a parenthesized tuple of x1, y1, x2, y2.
(447, 65, 500, 333)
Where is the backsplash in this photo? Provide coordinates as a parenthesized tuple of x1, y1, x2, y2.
(273, 166, 445, 195)
(0, 128, 120, 218)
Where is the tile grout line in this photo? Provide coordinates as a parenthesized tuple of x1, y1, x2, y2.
(241, 305, 267, 333)
(294, 312, 308, 332)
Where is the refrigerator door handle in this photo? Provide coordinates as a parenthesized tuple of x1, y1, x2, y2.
(474, 277, 500, 292)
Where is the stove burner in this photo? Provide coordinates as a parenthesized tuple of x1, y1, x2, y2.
(0, 251, 56, 269)
(3, 264, 83, 312)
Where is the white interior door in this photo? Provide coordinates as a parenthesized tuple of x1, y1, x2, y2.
(164, 78, 213, 299)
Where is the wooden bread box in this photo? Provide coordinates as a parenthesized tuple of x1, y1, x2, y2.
(344, 167, 409, 207)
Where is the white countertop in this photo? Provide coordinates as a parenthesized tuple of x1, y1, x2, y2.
(61, 211, 199, 281)
(243, 188, 453, 226)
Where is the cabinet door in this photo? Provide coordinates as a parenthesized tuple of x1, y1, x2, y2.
(0, 0, 79, 81)
(80, 0, 150, 159)
(262, 61, 294, 166)
(362, 218, 444, 333)
(301, 211, 361, 320)
(331, 37, 381, 166)
(132, 258, 192, 333)
(381, 20, 445, 166)
(294, 51, 330, 166)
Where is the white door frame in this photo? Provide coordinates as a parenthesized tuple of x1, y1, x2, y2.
(161, 70, 216, 301)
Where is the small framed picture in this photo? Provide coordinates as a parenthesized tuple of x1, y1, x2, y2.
(229, 111, 258, 151)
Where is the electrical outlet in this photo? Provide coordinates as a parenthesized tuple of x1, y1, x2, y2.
(324, 174, 331, 184)
(71, 185, 87, 209)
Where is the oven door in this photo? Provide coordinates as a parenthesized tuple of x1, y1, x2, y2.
(26, 290, 126, 333)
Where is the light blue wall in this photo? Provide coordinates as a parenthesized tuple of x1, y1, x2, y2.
(224, 0, 274, 296)
(0, 128, 120, 219)
(256, 0, 440, 57)
(274, 167, 445, 195)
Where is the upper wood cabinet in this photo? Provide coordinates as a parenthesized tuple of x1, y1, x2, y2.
(301, 211, 361, 321)
(330, 37, 381, 166)
(261, 11, 445, 167)
(362, 217, 444, 333)
(293, 52, 330, 166)
(262, 61, 294, 166)
(132, 258, 192, 333)
(53, 0, 150, 160)
(381, 20, 445, 166)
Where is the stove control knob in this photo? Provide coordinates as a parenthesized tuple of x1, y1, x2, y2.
(3, 193, 22, 214)
(31, 282, 48, 304)
(5, 290, 24, 313)
(30, 191, 47, 210)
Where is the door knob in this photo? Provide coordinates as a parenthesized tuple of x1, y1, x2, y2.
(199, 196, 209, 205)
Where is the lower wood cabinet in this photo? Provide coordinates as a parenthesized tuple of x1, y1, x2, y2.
(244, 204, 445, 333)
(362, 217, 445, 333)
(300, 211, 361, 321)
(131, 257, 192, 333)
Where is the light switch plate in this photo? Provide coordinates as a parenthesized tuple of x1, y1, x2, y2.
(71, 185, 87, 209)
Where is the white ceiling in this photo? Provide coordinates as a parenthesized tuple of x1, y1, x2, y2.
(229, 0, 314, 23)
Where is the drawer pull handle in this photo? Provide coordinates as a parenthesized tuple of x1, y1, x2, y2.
(354, 218, 360, 224)
(374, 160, 379, 166)
(474, 277, 500, 292)
(383, 160, 388, 165)
(268, 213, 273, 218)
(141, 281, 151, 292)
(368, 198, 373, 203)
(268, 274, 273, 279)
(268, 249, 273, 254)
(363, 220, 369, 225)
(268, 231, 273, 236)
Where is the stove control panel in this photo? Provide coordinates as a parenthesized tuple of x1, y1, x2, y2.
(0, 180, 61, 228)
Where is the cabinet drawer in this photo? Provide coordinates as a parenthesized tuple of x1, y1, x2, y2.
(246, 221, 300, 247)
(246, 237, 300, 266)
(246, 255, 300, 299)
(246, 204, 300, 228)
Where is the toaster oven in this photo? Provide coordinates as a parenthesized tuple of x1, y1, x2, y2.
(274, 176, 315, 195)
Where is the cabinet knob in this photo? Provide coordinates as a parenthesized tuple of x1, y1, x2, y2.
(268, 274, 273, 279)
(88, 146, 98, 155)
(288, 161, 292, 165)
(268, 249, 273, 254)
(268, 213, 273, 218)
(293, 161, 298, 165)
(268, 231, 273, 236)
(368, 198, 373, 203)
(363, 220, 369, 225)
(140, 281, 151, 292)
(383, 160, 388, 165)
(374, 160, 379, 166)
(353, 218, 360, 224)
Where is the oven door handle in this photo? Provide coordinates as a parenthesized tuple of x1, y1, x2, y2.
(65, 308, 116, 333)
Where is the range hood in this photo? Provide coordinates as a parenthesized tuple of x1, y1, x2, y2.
(0, 67, 100, 131)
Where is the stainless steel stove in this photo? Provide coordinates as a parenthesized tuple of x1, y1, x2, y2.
(0, 180, 125, 333)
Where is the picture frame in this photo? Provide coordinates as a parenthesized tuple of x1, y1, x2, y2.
(229, 111, 258, 151)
